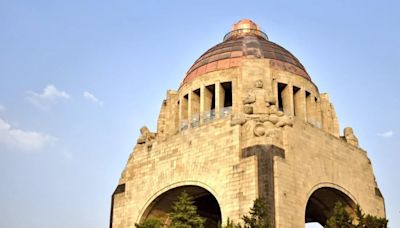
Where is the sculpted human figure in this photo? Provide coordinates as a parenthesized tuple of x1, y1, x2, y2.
(137, 126, 156, 144)
(243, 80, 275, 114)
(344, 127, 359, 147)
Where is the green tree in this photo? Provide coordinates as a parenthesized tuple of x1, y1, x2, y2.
(221, 198, 270, 228)
(361, 215, 388, 228)
(135, 218, 163, 228)
(325, 202, 355, 228)
(242, 198, 271, 228)
(325, 202, 388, 228)
(220, 218, 242, 228)
(168, 191, 206, 228)
(355, 204, 388, 228)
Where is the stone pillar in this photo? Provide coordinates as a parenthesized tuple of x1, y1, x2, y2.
(188, 92, 192, 128)
(282, 83, 294, 116)
(179, 95, 189, 130)
(306, 92, 322, 128)
(178, 97, 182, 130)
(320, 93, 339, 137)
(293, 87, 306, 121)
(190, 89, 200, 127)
(215, 81, 223, 118)
(273, 80, 279, 107)
(200, 85, 205, 124)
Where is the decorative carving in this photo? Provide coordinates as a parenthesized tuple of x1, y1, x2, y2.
(243, 80, 275, 114)
(268, 105, 284, 124)
(231, 114, 247, 126)
(243, 105, 254, 114)
(234, 104, 294, 139)
(344, 127, 359, 147)
(137, 126, 156, 144)
(275, 115, 293, 128)
(253, 123, 266, 136)
(237, 89, 294, 138)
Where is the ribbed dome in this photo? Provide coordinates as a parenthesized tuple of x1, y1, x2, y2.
(182, 19, 310, 85)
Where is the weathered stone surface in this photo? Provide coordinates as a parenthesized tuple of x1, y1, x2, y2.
(136, 126, 156, 144)
(344, 127, 359, 147)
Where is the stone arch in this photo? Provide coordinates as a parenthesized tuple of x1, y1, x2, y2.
(138, 181, 222, 228)
(304, 183, 357, 226)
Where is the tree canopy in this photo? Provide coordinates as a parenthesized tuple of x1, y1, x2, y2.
(325, 202, 388, 228)
(168, 191, 206, 228)
(221, 198, 271, 228)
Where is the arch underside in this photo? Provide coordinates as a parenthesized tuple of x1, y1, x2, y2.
(305, 187, 356, 226)
(142, 185, 221, 228)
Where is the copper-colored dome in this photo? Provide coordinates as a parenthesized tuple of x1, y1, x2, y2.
(182, 19, 310, 85)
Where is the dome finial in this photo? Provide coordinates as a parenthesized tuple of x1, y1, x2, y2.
(231, 19, 260, 31)
(224, 19, 268, 41)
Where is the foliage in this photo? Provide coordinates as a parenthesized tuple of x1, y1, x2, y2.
(324, 202, 388, 228)
(221, 198, 270, 228)
(135, 218, 163, 228)
(221, 218, 242, 228)
(242, 198, 271, 228)
(325, 202, 355, 228)
(168, 191, 206, 228)
(360, 215, 388, 228)
(355, 204, 388, 228)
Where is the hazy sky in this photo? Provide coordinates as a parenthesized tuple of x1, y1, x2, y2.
(0, 1, 399, 227)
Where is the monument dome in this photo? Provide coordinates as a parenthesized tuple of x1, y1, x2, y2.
(183, 19, 310, 85)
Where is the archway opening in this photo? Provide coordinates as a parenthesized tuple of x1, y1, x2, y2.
(141, 185, 221, 228)
(305, 222, 323, 228)
(305, 187, 356, 227)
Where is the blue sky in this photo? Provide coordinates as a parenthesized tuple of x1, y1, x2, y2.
(0, 0, 399, 227)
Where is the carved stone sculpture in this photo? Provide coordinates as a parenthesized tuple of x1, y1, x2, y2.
(253, 123, 266, 136)
(344, 127, 359, 147)
(275, 115, 294, 128)
(243, 80, 275, 114)
(231, 114, 247, 126)
(137, 126, 156, 144)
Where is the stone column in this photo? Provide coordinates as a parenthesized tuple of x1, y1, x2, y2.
(190, 90, 200, 127)
(178, 97, 182, 131)
(320, 93, 339, 137)
(306, 92, 322, 129)
(293, 87, 306, 121)
(200, 85, 205, 124)
(215, 81, 223, 118)
(179, 95, 189, 130)
(188, 92, 192, 128)
(282, 83, 294, 116)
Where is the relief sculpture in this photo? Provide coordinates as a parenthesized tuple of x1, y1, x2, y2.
(235, 80, 294, 138)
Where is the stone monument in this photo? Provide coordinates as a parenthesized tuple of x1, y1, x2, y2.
(110, 19, 385, 228)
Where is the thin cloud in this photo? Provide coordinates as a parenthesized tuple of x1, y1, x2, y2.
(0, 104, 5, 112)
(26, 84, 70, 109)
(83, 91, 103, 106)
(378, 130, 394, 138)
(0, 117, 57, 152)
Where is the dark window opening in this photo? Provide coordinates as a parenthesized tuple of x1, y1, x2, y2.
(277, 83, 287, 112)
(194, 88, 200, 96)
(206, 85, 215, 110)
(293, 86, 300, 116)
(221, 82, 232, 107)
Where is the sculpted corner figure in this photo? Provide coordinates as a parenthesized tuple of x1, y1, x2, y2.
(243, 80, 275, 114)
(344, 127, 359, 147)
(137, 126, 156, 144)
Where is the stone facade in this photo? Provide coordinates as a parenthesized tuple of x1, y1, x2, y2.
(110, 19, 385, 228)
